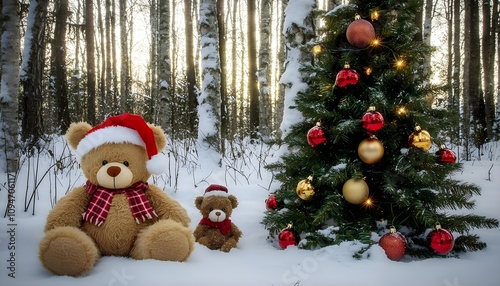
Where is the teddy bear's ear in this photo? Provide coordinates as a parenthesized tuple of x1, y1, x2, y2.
(228, 195, 238, 209)
(65, 122, 92, 150)
(148, 123, 167, 151)
(195, 196, 204, 210)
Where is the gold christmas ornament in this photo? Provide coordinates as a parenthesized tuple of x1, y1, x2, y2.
(408, 125, 432, 151)
(296, 176, 315, 200)
(312, 45, 323, 55)
(358, 136, 384, 164)
(342, 178, 369, 204)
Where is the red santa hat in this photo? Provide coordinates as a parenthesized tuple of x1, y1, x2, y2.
(204, 184, 229, 197)
(74, 113, 168, 175)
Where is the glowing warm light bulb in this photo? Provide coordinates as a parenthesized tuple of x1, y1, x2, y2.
(371, 38, 381, 47)
(365, 67, 373, 75)
(362, 197, 375, 210)
(395, 59, 405, 69)
(396, 106, 408, 116)
(371, 10, 380, 21)
(312, 45, 322, 55)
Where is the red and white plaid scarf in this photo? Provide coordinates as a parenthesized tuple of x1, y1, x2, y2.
(83, 180, 158, 226)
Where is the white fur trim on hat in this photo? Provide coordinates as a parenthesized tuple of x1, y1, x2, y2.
(75, 125, 168, 175)
(204, 190, 229, 197)
(75, 126, 145, 161)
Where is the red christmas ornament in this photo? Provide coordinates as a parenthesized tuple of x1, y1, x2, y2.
(346, 15, 376, 48)
(307, 122, 327, 147)
(361, 106, 384, 134)
(336, 63, 359, 88)
(265, 194, 279, 210)
(278, 224, 300, 249)
(427, 223, 455, 255)
(379, 226, 407, 261)
(435, 145, 457, 163)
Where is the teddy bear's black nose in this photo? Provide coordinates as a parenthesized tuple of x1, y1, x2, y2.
(215, 211, 221, 216)
(107, 166, 121, 177)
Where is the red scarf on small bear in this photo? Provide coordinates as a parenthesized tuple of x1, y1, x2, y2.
(83, 180, 158, 226)
(199, 218, 232, 235)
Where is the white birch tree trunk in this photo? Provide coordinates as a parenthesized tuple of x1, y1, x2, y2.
(422, 0, 433, 79)
(274, 0, 287, 137)
(279, 0, 316, 137)
(148, 0, 158, 124)
(259, 0, 272, 137)
(0, 0, 20, 218)
(0, 0, 20, 176)
(198, 0, 222, 155)
(157, 0, 171, 129)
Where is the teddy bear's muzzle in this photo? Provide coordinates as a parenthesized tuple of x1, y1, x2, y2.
(96, 162, 134, 189)
(208, 209, 226, 222)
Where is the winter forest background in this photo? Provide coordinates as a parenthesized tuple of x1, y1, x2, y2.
(0, 0, 500, 284)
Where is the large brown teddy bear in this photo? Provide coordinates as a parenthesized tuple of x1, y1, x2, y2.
(39, 113, 195, 276)
(193, 185, 242, 252)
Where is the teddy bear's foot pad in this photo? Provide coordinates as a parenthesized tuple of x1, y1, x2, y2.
(39, 227, 99, 276)
(131, 219, 194, 262)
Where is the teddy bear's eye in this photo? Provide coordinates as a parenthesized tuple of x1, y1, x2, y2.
(102, 160, 108, 165)
(123, 161, 129, 167)
(209, 208, 214, 212)
(222, 208, 227, 212)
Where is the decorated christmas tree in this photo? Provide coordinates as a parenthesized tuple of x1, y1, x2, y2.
(263, 0, 498, 259)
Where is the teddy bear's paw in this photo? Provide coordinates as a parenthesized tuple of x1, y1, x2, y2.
(39, 226, 100, 276)
(220, 240, 238, 252)
(131, 219, 194, 262)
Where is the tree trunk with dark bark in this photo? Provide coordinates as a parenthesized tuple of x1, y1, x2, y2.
(86, 0, 97, 124)
(20, 0, 49, 144)
(51, 0, 70, 133)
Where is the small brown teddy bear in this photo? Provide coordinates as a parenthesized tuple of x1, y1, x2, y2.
(194, 184, 242, 252)
(38, 113, 195, 276)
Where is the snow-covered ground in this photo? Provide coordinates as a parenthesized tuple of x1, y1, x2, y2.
(1, 138, 499, 286)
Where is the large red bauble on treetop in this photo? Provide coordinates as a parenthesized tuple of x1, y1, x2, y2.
(346, 15, 376, 48)
(307, 122, 327, 147)
(336, 64, 359, 88)
(427, 223, 455, 255)
(278, 224, 300, 249)
(379, 226, 407, 261)
(361, 106, 384, 134)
